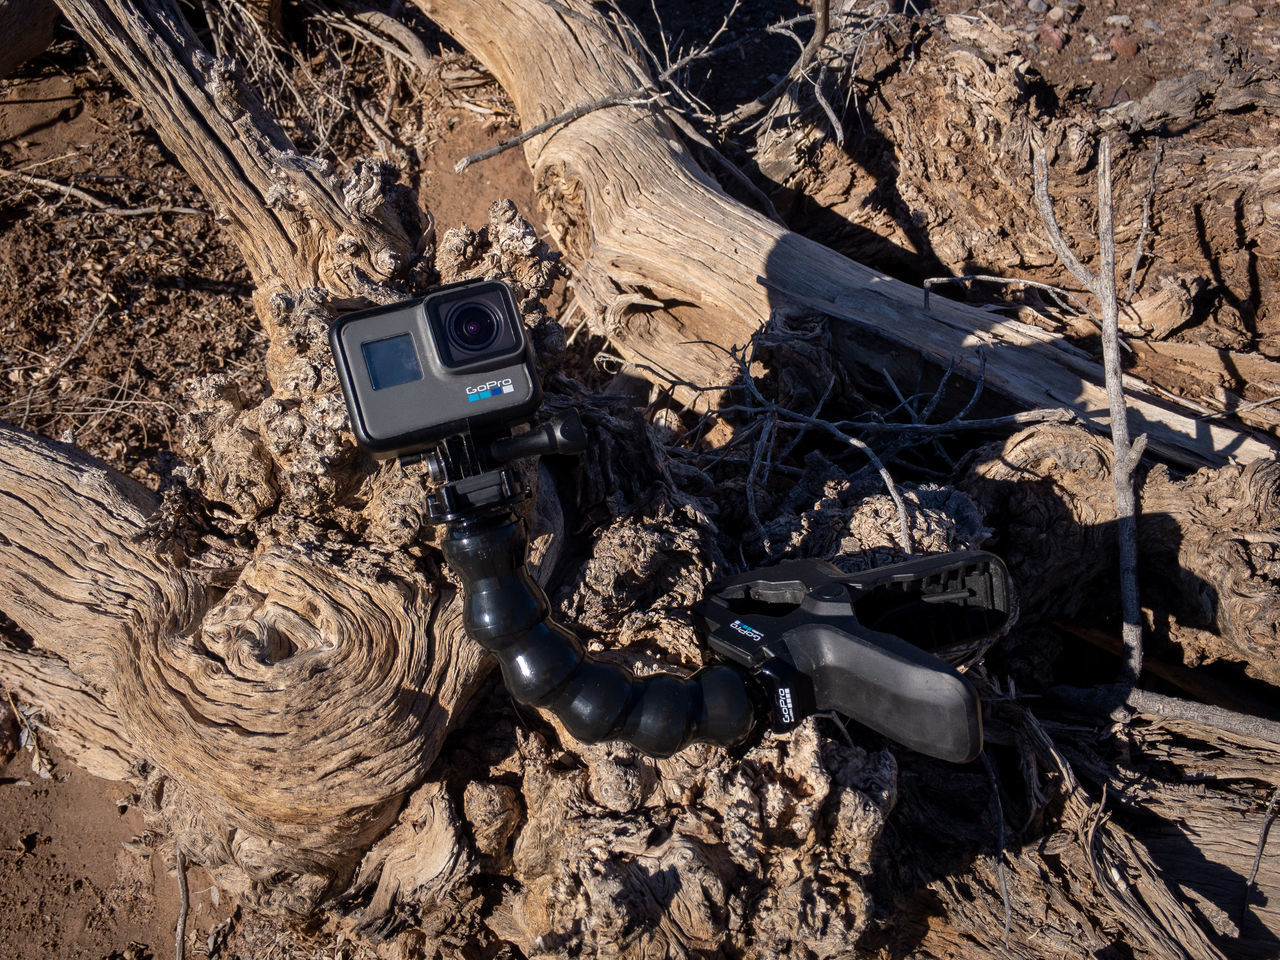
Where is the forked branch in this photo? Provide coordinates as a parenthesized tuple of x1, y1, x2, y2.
(1033, 137, 1145, 687)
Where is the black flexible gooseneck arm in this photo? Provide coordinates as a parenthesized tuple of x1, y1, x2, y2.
(421, 409, 1007, 762)
(424, 411, 757, 758)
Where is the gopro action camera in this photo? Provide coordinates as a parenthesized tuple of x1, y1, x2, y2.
(329, 279, 541, 457)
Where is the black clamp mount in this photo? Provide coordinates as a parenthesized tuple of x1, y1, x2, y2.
(418, 410, 1013, 762)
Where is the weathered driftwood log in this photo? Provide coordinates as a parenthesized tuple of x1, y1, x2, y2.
(0, 421, 485, 913)
(962, 423, 1280, 686)
(877, 701, 1280, 959)
(0, 0, 471, 916)
(52, 0, 423, 331)
(419, 0, 1275, 468)
(0, 0, 60, 77)
(763, 14, 1280, 438)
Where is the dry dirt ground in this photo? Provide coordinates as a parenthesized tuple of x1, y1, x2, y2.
(1, 1, 1278, 957)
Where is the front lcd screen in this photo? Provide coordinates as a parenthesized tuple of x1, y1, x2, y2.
(362, 333, 422, 391)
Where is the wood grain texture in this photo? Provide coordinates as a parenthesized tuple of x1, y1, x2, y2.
(964, 423, 1280, 684)
(419, 0, 1275, 468)
(882, 707, 1280, 959)
(0, 422, 486, 911)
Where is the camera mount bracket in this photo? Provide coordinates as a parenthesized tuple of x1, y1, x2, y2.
(329, 281, 1012, 762)
(415, 409, 1012, 762)
(414, 409, 589, 522)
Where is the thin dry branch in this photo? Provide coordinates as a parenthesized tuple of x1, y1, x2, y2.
(1033, 138, 1145, 688)
(725, 0, 830, 126)
(1244, 786, 1280, 929)
(455, 93, 653, 173)
(16, 303, 109, 428)
(175, 848, 189, 960)
(303, 0, 437, 78)
(1050, 685, 1280, 747)
(923, 274, 1100, 334)
(728, 340, 916, 554)
(454, 3, 815, 175)
(0, 168, 209, 216)
(1127, 140, 1162, 301)
(977, 752, 1008, 947)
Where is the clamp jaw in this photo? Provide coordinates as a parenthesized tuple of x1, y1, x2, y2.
(700, 552, 1014, 763)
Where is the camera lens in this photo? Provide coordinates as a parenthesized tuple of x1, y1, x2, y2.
(448, 303, 499, 352)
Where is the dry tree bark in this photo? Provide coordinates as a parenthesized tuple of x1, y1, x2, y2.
(52, 0, 423, 324)
(0, 0, 480, 916)
(0, 423, 482, 914)
(420, 0, 1274, 469)
(878, 701, 1280, 959)
(963, 423, 1280, 685)
(767, 14, 1280, 438)
(2, 0, 1278, 955)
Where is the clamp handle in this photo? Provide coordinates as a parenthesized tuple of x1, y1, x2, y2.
(701, 551, 1014, 763)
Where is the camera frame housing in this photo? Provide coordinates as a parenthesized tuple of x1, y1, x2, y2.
(329, 278, 541, 457)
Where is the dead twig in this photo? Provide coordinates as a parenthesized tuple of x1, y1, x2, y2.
(1033, 138, 1146, 688)
(829, 408, 1078, 434)
(455, 93, 654, 173)
(456, 4, 810, 174)
(980, 749, 1012, 945)
(722, 339, 916, 554)
(1127, 140, 1162, 302)
(1243, 786, 1280, 929)
(725, 0, 830, 126)
(0, 168, 208, 216)
(923, 274, 1101, 333)
(18, 303, 110, 429)
(1049, 685, 1280, 747)
(756, 408, 916, 554)
(301, 0, 437, 79)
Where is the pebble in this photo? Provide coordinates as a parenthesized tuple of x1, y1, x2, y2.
(1048, 6, 1067, 22)
(1039, 22, 1068, 49)
(1092, 50, 1116, 61)
(1028, 0, 1049, 12)
(1105, 14, 1133, 27)
(1230, 3, 1259, 16)
(1111, 31, 1140, 57)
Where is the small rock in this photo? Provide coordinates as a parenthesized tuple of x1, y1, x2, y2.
(1092, 50, 1117, 61)
(1039, 22, 1068, 50)
(1105, 14, 1133, 27)
(1048, 6, 1067, 22)
(1028, 0, 1049, 12)
(1111, 30, 1140, 57)
(1230, 3, 1258, 16)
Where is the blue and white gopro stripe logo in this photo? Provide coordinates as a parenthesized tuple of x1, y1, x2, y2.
(467, 378, 516, 402)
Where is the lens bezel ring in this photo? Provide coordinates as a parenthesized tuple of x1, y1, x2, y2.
(446, 302, 501, 353)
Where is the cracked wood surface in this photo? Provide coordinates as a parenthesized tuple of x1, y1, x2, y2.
(0, 422, 485, 912)
(420, 0, 1276, 468)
